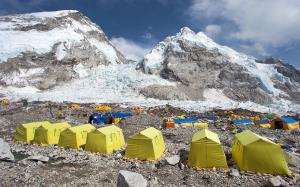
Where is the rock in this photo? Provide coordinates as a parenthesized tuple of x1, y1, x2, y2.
(229, 169, 240, 177)
(117, 170, 147, 187)
(290, 128, 300, 135)
(165, 155, 180, 165)
(269, 176, 287, 187)
(116, 153, 122, 159)
(27, 155, 49, 162)
(284, 151, 300, 167)
(202, 174, 210, 180)
(179, 163, 185, 170)
(0, 138, 15, 162)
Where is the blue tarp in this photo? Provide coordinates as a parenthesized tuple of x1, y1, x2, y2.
(201, 116, 216, 121)
(281, 117, 297, 124)
(111, 112, 132, 118)
(88, 112, 133, 125)
(172, 118, 199, 124)
(234, 119, 253, 124)
(256, 119, 270, 124)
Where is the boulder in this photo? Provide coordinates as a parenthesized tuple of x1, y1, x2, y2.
(284, 151, 300, 167)
(269, 176, 287, 187)
(0, 138, 15, 162)
(117, 170, 147, 187)
(27, 155, 49, 162)
(165, 155, 180, 166)
(229, 168, 240, 177)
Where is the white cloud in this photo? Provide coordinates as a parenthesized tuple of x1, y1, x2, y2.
(239, 43, 269, 57)
(189, 0, 300, 47)
(204, 24, 221, 39)
(111, 37, 150, 61)
(142, 32, 153, 40)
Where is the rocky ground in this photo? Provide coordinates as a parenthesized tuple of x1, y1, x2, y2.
(0, 101, 299, 186)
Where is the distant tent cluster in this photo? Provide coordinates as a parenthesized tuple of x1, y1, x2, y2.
(88, 112, 132, 126)
(229, 113, 299, 130)
(164, 116, 209, 129)
(14, 118, 293, 175)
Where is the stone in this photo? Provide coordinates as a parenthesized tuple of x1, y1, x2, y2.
(0, 138, 15, 162)
(179, 163, 185, 170)
(284, 151, 300, 167)
(290, 129, 300, 135)
(117, 170, 147, 187)
(229, 169, 240, 177)
(165, 155, 180, 166)
(27, 155, 49, 162)
(269, 176, 287, 187)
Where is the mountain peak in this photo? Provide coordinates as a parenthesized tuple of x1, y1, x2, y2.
(178, 27, 195, 36)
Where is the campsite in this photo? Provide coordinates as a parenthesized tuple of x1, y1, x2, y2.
(0, 101, 299, 186)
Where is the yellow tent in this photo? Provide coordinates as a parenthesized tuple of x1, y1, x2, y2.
(58, 124, 95, 149)
(188, 129, 228, 169)
(271, 118, 299, 130)
(232, 130, 290, 175)
(125, 127, 165, 161)
(85, 125, 125, 154)
(33, 122, 71, 145)
(181, 122, 208, 129)
(95, 105, 112, 111)
(14, 121, 51, 143)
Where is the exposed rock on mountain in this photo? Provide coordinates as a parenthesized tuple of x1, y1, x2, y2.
(0, 10, 126, 90)
(139, 27, 300, 105)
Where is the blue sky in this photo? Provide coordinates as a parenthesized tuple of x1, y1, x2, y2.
(0, 0, 299, 68)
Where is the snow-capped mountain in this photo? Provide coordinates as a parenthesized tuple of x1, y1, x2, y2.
(139, 27, 300, 105)
(0, 10, 126, 90)
(0, 10, 299, 114)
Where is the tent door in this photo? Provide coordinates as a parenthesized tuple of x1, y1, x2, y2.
(275, 121, 283, 129)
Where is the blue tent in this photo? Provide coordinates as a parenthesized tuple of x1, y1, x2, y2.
(234, 119, 253, 124)
(172, 118, 199, 124)
(256, 119, 270, 124)
(281, 117, 297, 124)
(88, 113, 108, 125)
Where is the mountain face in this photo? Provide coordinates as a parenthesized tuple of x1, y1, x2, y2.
(0, 10, 126, 90)
(138, 27, 300, 105)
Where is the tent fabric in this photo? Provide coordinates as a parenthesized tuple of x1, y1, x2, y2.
(85, 125, 125, 154)
(33, 122, 71, 145)
(58, 124, 96, 149)
(281, 117, 297, 124)
(110, 112, 132, 118)
(125, 127, 165, 160)
(14, 121, 51, 143)
(89, 114, 122, 125)
(234, 119, 253, 124)
(181, 122, 208, 129)
(232, 130, 291, 175)
(172, 118, 199, 124)
(188, 129, 228, 168)
(271, 118, 299, 130)
(255, 119, 271, 128)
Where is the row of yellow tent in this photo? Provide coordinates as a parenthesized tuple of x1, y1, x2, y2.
(230, 114, 261, 121)
(14, 122, 290, 175)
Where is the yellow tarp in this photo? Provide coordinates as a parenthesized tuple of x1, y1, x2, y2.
(0, 99, 9, 105)
(181, 122, 208, 129)
(188, 129, 228, 168)
(95, 105, 112, 111)
(58, 124, 95, 149)
(232, 130, 291, 175)
(33, 122, 71, 145)
(125, 127, 165, 161)
(70, 104, 80, 110)
(254, 122, 271, 128)
(14, 121, 51, 143)
(85, 125, 125, 154)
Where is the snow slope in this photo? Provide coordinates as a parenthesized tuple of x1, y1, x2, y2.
(0, 10, 119, 64)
